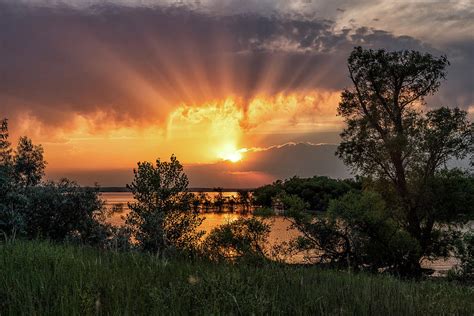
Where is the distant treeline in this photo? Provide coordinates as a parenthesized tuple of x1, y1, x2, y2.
(98, 187, 255, 193)
(253, 176, 361, 212)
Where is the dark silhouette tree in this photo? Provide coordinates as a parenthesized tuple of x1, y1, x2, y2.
(227, 195, 237, 213)
(126, 155, 203, 254)
(213, 187, 225, 213)
(0, 118, 12, 194)
(199, 192, 212, 213)
(0, 118, 12, 166)
(1, 118, 110, 244)
(191, 193, 201, 213)
(13, 136, 46, 188)
(336, 47, 473, 275)
(237, 190, 252, 213)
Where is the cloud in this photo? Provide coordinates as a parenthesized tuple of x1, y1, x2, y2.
(2, 0, 470, 137)
(46, 142, 350, 187)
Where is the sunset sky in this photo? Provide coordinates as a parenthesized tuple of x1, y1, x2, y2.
(1, 0, 473, 187)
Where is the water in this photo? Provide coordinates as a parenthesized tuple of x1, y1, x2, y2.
(102, 191, 299, 248)
(101, 192, 463, 273)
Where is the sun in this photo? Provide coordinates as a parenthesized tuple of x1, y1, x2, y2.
(218, 146, 246, 163)
(223, 151, 242, 163)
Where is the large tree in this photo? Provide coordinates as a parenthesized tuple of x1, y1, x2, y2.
(336, 47, 472, 274)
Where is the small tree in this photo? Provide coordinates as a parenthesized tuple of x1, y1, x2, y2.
(126, 155, 203, 254)
(0, 119, 12, 166)
(227, 195, 237, 213)
(213, 188, 225, 213)
(0, 119, 22, 239)
(237, 190, 251, 213)
(13, 136, 46, 188)
(199, 193, 212, 213)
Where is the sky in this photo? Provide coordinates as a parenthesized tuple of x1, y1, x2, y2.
(1, 0, 473, 187)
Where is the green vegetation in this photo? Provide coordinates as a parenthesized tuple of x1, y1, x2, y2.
(1, 240, 473, 315)
(203, 217, 271, 263)
(0, 47, 472, 314)
(125, 155, 204, 254)
(253, 176, 360, 212)
(254, 47, 474, 279)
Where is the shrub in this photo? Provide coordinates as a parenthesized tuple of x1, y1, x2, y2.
(450, 232, 474, 282)
(203, 217, 271, 263)
(22, 179, 111, 244)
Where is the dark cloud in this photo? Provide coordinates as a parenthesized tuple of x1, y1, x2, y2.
(47, 143, 350, 187)
(2, 1, 468, 132)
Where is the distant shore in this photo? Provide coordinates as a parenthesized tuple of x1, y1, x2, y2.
(97, 187, 255, 193)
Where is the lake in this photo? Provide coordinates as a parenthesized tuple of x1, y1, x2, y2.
(101, 192, 462, 274)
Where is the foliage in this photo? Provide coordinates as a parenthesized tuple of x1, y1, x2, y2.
(0, 118, 12, 166)
(253, 176, 360, 212)
(213, 188, 225, 212)
(334, 47, 472, 276)
(284, 171, 474, 276)
(285, 191, 420, 274)
(203, 217, 271, 263)
(1, 240, 473, 315)
(13, 136, 46, 188)
(21, 179, 111, 244)
(450, 232, 474, 283)
(252, 207, 275, 217)
(236, 190, 252, 213)
(126, 155, 204, 254)
(0, 118, 114, 247)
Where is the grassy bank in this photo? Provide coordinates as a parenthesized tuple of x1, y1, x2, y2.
(0, 241, 472, 315)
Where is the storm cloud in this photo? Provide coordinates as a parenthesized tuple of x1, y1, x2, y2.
(47, 143, 350, 187)
(2, 0, 470, 132)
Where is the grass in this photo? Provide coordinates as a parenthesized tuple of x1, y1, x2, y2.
(0, 241, 473, 315)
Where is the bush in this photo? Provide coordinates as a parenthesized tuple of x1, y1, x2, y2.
(21, 179, 111, 245)
(286, 191, 421, 275)
(203, 217, 271, 263)
(450, 232, 474, 282)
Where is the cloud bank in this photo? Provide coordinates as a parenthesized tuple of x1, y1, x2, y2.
(2, 0, 470, 134)
(1, 0, 472, 186)
(47, 143, 350, 187)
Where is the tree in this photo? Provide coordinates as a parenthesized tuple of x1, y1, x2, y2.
(236, 190, 252, 213)
(190, 193, 201, 213)
(199, 193, 212, 212)
(336, 47, 472, 275)
(13, 136, 46, 188)
(0, 118, 12, 166)
(253, 176, 360, 211)
(126, 155, 204, 254)
(0, 118, 22, 239)
(227, 195, 237, 213)
(213, 188, 225, 212)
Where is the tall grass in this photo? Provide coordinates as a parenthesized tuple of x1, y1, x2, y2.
(0, 240, 472, 315)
